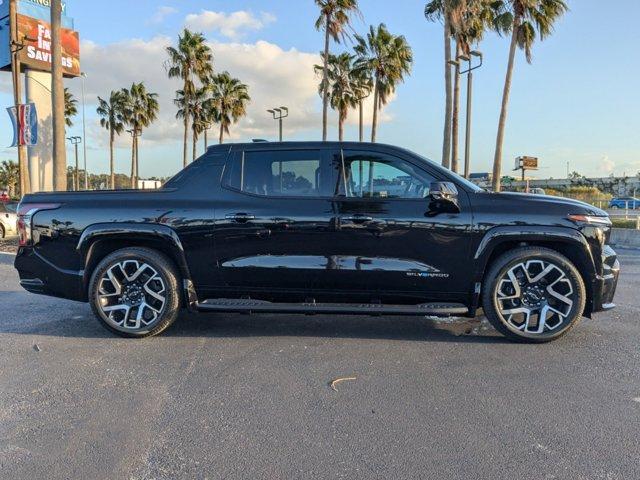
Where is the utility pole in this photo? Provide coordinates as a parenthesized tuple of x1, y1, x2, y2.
(51, 0, 67, 191)
(67, 136, 81, 191)
(460, 50, 483, 179)
(80, 72, 88, 189)
(267, 107, 289, 142)
(9, 0, 31, 196)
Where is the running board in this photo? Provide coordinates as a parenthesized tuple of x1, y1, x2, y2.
(196, 299, 469, 316)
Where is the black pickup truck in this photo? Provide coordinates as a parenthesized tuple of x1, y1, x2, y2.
(14, 142, 619, 342)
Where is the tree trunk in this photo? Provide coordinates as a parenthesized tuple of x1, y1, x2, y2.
(183, 102, 189, 168)
(192, 131, 197, 161)
(130, 136, 135, 189)
(135, 135, 139, 186)
(338, 111, 344, 142)
(321, 15, 330, 142)
(219, 124, 224, 144)
(371, 79, 379, 143)
(492, 14, 521, 192)
(451, 41, 461, 174)
(441, 12, 453, 169)
(359, 99, 364, 142)
(204, 129, 208, 150)
(9, 0, 30, 196)
(109, 127, 115, 189)
(51, 0, 67, 191)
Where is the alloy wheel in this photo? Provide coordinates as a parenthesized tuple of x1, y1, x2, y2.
(494, 259, 576, 335)
(97, 260, 167, 331)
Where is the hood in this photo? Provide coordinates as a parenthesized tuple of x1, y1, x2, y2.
(480, 192, 607, 216)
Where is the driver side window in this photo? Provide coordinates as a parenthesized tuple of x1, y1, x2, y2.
(336, 151, 434, 199)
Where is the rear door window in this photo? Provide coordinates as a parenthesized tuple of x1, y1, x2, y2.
(226, 149, 332, 197)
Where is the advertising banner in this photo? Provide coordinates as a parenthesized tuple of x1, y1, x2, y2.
(7, 102, 38, 147)
(15, 13, 80, 76)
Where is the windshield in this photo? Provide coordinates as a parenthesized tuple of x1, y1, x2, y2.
(5, 203, 17, 213)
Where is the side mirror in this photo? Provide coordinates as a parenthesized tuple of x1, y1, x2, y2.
(428, 181, 460, 214)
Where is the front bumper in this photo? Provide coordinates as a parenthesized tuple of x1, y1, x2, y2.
(591, 245, 619, 313)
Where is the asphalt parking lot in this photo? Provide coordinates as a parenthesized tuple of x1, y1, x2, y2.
(1, 248, 639, 480)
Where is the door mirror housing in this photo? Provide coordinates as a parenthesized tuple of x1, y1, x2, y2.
(428, 182, 460, 214)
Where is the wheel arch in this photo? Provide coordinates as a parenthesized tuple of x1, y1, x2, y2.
(77, 223, 195, 305)
(474, 226, 597, 316)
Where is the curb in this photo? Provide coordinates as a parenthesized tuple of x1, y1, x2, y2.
(0, 251, 16, 256)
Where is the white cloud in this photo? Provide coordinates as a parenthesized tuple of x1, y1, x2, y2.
(148, 6, 178, 25)
(599, 154, 615, 175)
(184, 11, 276, 40)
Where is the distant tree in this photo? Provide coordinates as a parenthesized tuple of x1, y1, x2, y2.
(96, 90, 126, 189)
(121, 83, 159, 188)
(0, 160, 20, 198)
(175, 86, 209, 161)
(210, 72, 250, 144)
(166, 29, 214, 167)
(354, 23, 413, 142)
(315, 0, 361, 141)
(64, 87, 78, 127)
(491, 0, 568, 192)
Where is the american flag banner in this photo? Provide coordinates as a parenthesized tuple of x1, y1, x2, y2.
(7, 103, 38, 147)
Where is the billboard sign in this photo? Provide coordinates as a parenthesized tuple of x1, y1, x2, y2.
(515, 156, 539, 171)
(0, 0, 77, 74)
(15, 13, 80, 76)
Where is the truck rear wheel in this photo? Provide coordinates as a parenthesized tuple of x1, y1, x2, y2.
(482, 247, 586, 343)
(88, 247, 181, 338)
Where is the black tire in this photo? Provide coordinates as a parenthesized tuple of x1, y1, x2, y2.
(482, 247, 586, 343)
(88, 247, 181, 338)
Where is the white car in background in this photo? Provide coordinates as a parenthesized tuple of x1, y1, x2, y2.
(0, 202, 18, 238)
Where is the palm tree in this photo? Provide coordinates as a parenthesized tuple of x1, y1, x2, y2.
(426, 0, 500, 172)
(97, 90, 126, 189)
(121, 83, 159, 188)
(175, 86, 209, 161)
(492, 0, 567, 192)
(166, 29, 214, 167)
(314, 53, 360, 141)
(315, 0, 360, 141)
(354, 24, 413, 143)
(64, 88, 78, 127)
(0, 160, 19, 198)
(210, 72, 250, 144)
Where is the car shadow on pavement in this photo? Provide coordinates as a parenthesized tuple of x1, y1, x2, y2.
(0, 307, 509, 343)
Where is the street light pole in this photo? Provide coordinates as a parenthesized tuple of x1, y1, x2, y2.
(80, 72, 88, 189)
(459, 50, 483, 179)
(267, 107, 289, 141)
(67, 136, 81, 191)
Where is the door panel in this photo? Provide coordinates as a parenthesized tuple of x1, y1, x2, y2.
(212, 148, 337, 299)
(318, 149, 474, 300)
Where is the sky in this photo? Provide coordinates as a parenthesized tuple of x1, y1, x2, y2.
(1, 0, 639, 181)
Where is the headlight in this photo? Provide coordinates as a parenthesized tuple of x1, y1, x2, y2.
(567, 214, 612, 226)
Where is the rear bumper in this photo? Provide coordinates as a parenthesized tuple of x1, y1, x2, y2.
(14, 247, 85, 302)
(591, 245, 619, 313)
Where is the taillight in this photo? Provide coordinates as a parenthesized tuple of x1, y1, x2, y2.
(17, 203, 61, 246)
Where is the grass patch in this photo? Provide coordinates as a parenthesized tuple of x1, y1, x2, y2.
(611, 218, 639, 229)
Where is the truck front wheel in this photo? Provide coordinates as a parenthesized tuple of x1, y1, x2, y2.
(88, 247, 181, 338)
(482, 247, 586, 343)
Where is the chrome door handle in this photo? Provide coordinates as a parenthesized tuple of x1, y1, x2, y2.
(226, 213, 255, 222)
(341, 215, 373, 223)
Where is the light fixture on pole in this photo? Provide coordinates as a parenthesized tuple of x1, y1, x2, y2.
(267, 106, 289, 142)
(80, 72, 88, 189)
(459, 50, 483, 179)
(67, 136, 82, 191)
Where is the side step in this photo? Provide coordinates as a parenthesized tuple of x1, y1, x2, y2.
(196, 299, 469, 316)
